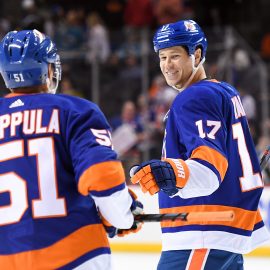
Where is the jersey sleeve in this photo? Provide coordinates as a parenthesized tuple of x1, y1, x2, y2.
(66, 101, 134, 228)
(66, 102, 118, 184)
(171, 86, 229, 198)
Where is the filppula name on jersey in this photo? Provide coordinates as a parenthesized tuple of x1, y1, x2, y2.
(0, 109, 60, 139)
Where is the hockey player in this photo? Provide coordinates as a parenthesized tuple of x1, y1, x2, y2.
(0, 29, 143, 270)
(131, 20, 270, 269)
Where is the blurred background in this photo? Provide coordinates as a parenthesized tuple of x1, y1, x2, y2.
(0, 0, 269, 267)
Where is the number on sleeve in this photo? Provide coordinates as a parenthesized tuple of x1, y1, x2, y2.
(90, 128, 112, 147)
(195, 120, 221, 139)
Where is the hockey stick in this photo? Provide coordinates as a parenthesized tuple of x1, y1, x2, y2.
(134, 210, 234, 222)
(133, 146, 270, 223)
(260, 145, 270, 171)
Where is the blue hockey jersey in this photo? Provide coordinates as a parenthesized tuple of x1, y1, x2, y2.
(0, 93, 134, 269)
(160, 80, 270, 253)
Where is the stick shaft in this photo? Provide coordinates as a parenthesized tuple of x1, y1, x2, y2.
(135, 210, 234, 222)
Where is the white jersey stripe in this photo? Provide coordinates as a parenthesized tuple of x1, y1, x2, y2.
(201, 249, 210, 269)
(185, 250, 194, 270)
(74, 254, 112, 270)
(172, 160, 219, 199)
(161, 226, 270, 254)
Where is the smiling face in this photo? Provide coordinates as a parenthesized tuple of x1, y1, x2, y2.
(159, 46, 193, 89)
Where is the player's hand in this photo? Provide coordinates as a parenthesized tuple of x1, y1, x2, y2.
(101, 189, 144, 238)
(103, 220, 143, 238)
(130, 159, 190, 196)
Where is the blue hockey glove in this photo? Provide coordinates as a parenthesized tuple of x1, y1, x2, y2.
(130, 159, 190, 196)
(101, 189, 144, 238)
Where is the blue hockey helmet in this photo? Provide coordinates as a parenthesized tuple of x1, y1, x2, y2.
(0, 29, 61, 91)
(153, 20, 207, 58)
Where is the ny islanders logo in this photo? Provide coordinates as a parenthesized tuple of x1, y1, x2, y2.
(184, 20, 197, 31)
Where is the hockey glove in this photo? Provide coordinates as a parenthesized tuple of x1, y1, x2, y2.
(101, 189, 144, 238)
(130, 159, 190, 196)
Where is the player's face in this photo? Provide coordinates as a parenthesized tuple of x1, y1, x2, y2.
(159, 46, 192, 88)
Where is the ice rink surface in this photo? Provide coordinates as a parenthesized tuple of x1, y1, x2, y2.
(112, 253, 270, 270)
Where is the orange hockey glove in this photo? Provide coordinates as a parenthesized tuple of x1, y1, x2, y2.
(130, 159, 190, 196)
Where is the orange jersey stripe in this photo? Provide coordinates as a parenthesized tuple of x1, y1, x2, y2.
(0, 224, 109, 270)
(187, 249, 208, 270)
(160, 205, 262, 231)
(207, 79, 220, 83)
(165, 158, 190, 188)
(5, 93, 28, 98)
(78, 160, 125, 195)
(190, 145, 228, 181)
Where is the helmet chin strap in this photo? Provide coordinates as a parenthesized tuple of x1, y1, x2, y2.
(46, 69, 60, 94)
(173, 55, 205, 92)
(48, 79, 59, 94)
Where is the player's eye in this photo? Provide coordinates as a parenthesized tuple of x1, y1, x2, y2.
(159, 56, 166, 61)
(171, 54, 181, 60)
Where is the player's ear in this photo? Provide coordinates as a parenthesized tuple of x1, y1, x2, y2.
(194, 47, 202, 67)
